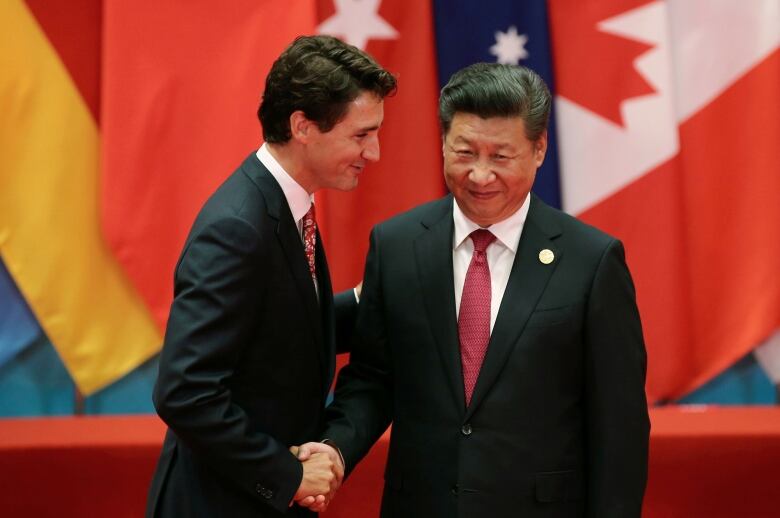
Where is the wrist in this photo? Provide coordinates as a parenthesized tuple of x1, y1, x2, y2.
(321, 438, 345, 471)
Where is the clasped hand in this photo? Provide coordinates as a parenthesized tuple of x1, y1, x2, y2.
(290, 442, 344, 513)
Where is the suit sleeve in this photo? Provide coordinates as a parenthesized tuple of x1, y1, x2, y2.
(323, 228, 393, 475)
(153, 215, 301, 513)
(333, 289, 359, 354)
(585, 239, 650, 517)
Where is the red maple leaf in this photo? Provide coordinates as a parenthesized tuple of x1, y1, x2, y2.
(548, 0, 657, 126)
(316, 0, 335, 20)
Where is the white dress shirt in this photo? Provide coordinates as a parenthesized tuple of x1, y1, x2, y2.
(257, 143, 318, 298)
(452, 194, 530, 333)
(256, 143, 313, 239)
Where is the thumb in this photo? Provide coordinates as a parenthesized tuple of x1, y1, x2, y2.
(296, 443, 314, 461)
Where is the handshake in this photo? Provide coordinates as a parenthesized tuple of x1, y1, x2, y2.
(290, 442, 345, 513)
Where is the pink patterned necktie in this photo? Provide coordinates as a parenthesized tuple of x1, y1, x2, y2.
(302, 204, 317, 285)
(458, 228, 496, 406)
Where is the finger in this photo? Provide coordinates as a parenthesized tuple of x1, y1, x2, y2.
(310, 495, 329, 513)
(298, 496, 316, 508)
(296, 444, 311, 461)
(333, 461, 345, 482)
(289, 445, 300, 457)
(297, 442, 326, 460)
(300, 494, 327, 509)
(310, 502, 329, 513)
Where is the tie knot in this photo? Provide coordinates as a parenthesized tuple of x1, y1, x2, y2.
(470, 229, 495, 253)
(303, 203, 316, 224)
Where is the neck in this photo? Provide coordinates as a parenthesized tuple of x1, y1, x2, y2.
(266, 142, 317, 194)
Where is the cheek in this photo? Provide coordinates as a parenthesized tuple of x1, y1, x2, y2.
(443, 167, 465, 191)
(442, 171, 455, 192)
(444, 160, 468, 179)
(348, 143, 365, 162)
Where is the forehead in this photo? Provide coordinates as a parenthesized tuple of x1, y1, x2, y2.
(446, 112, 529, 147)
(338, 91, 384, 127)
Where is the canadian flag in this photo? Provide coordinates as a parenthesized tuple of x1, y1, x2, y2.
(548, 0, 780, 401)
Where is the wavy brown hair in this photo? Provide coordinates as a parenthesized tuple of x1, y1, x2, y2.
(258, 35, 396, 143)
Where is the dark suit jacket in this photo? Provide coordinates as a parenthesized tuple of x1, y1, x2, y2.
(324, 194, 649, 518)
(146, 153, 357, 518)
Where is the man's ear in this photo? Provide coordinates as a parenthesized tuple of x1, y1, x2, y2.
(534, 130, 548, 167)
(290, 110, 313, 143)
(441, 129, 449, 157)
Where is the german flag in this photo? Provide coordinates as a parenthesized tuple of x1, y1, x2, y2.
(0, 0, 160, 395)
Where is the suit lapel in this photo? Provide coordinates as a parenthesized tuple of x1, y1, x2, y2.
(465, 196, 562, 420)
(413, 196, 465, 412)
(315, 231, 336, 395)
(274, 212, 324, 367)
(241, 154, 325, 377)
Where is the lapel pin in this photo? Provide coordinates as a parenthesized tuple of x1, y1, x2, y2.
(538, 249, 555, 265)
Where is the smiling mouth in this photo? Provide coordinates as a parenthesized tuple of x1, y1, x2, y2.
(469, 190, 499, 200)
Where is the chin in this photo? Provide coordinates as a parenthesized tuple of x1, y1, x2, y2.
(466, 210, 500, 227)
(338, 179, 359, 192)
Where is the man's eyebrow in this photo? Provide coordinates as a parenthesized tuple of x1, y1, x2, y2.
(355, 124, 381, 133)
(449, 137, 514, 151)
(492, 143, 515, 151)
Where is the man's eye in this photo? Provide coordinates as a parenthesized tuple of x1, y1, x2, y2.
(456, 150, 474, 156)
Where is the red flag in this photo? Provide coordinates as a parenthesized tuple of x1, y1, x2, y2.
(549, 0, 780, 401)
(0, 0, 160, 394)
(101, 1, 317, 330)
(314, 0, 445, 290)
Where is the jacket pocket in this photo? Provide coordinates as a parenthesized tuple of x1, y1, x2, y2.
(526, 304, 578, 327)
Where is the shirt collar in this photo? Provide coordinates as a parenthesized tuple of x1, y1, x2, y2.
(256, 143, 313, 223)
(452, 193, 530, 253)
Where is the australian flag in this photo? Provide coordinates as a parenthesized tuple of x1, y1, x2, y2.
(432, 0, 561, 209)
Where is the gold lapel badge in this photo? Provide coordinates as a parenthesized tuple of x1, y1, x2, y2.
(538, 249, 555, 265)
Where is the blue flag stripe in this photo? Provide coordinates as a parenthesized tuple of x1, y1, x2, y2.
(0, 258, 42, 366)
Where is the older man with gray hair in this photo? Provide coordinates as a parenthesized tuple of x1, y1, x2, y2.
(301, 62, 649, 517)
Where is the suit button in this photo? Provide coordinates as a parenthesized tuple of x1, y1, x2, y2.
(255, 484, 273, 499)
(461, 423, 472, 436)
(451, 484, 459, 496)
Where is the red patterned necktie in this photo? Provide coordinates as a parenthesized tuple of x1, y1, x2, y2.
(302, 204, 317, 285)
(458, 228, 496, 406)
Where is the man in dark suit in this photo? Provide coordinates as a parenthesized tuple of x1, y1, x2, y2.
(298, 63, 649, 517)
(146, 35, 396, 518)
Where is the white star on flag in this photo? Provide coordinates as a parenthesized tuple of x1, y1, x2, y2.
(317, 0, 398, 51)
(490, 26, 529, 65)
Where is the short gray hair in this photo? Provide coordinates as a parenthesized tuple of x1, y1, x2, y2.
(439, 63, 551, 141)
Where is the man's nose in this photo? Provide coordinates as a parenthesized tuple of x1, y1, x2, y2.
(468, 162, 495, 185)
(362, 134, 380, 162)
